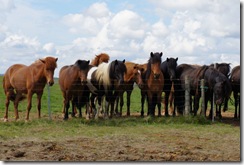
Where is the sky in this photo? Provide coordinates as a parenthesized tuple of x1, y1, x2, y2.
(0, 0, 241, 77)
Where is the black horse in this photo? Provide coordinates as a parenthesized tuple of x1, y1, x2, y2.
(210, 63, 231, 115)
(203, 67, 232, 119)
(160, 57, 178, 116)
(230, 65, 240, 119)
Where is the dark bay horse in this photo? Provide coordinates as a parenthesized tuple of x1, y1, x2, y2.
(3, 57, 58, 122)
(230, 65, 240, 119)
(138, 63, 148, 117)
(160, 57, 178, 116)
(71, 53, 111, 116)
(145, 52, 164, 117)
(59, 60, 90, 120)
(115, 61, 144, 116)
(174, 64, 206, 116)
(87, 60, 127, 119)
(90, 53, 110, 66)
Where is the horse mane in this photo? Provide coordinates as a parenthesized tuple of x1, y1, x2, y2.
(90, 53, 110, 66)
(33, 57, 57, 69)
(95, 62, 111, 88)
(74, 60, 90, 70)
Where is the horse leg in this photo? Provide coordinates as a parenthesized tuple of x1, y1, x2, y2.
(234, 92, 238, 119)
(25, 91, 34, 122)
(63, 92, 71, 120)
(115, 96, 119, 115)
(164, 91, 169, 117)
(71, 99, 76, 118)
(4, 91, 12, 122)
(140, 91, 146, 117)
(119, 93, 124, 116)
(157, 93, 162, 117)
(126, 91, 132, 116)
(36, 92, 43, 119)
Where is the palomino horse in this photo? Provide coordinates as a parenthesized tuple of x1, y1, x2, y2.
(230, 65, 240, 119)
(87, 60, 127, 119)
(160, 57, 178, 116)
(90, 53, 110, 66)
(115, 62, 144, 116)
(59, 60, 90, 120)
(145, 52, 164, 117)
(3, 57, 58, 121)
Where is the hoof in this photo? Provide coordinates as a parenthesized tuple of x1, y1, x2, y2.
(3, 118, 8, 122)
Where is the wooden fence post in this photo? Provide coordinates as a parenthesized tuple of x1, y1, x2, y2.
(184, 76, 190, 115)
(200, 79, 205, 116)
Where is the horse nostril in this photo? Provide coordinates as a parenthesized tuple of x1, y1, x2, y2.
(48, 81, 54, 86)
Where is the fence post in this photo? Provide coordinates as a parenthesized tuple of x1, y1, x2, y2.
(184, 76, 190, 115)
(200, 79, 205, 116)
(47, 85, 52, 120)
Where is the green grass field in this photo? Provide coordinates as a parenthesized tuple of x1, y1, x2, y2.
(0, 76, 240, 161)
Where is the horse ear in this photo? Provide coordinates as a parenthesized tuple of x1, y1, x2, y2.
(160, 52, 163, 57)
(123, 59, 125, 63)
(115, 60, 118, 65)
(167, 58, 169, 62)
(150, 52, 154, 57)
(39, 59, 45, 64)
(87, 60, 90, 64)
(55, 58, 58, 62)
(176, 57, 178, 61)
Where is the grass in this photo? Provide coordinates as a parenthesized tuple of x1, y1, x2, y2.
(0, 76, 239, 141)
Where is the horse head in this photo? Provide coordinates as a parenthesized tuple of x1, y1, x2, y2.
(111, 59, 127, 86)
(149, 52, 162, 80)
(75, 60, 90, 85)
(166, 57, 178, 81)
(40, 57, 58, 86)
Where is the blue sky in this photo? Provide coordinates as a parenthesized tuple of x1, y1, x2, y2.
(0, 0, 241, 77)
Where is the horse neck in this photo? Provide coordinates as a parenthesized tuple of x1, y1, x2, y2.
(31, 62, 46, 83)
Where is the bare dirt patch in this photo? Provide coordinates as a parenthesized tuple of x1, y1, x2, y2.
(0, 112, 240, 162)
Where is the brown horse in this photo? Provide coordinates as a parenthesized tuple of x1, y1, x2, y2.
(3, 57, 58, 122)
(59, 60, 90, 120)
(115, 62, 144, 116)
(90, 53, 110, 66)
(138, 63, 148, 117)
(145, 52, 164, 117)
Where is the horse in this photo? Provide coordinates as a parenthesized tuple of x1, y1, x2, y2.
(203, 67, 232, 119)
(145, 52, 164, 117)
(114, 61, 144, 116)
(71, 53, 111, 116)
(59, 60, 90, 120)
(210, 63, 231, 114)
(3, 57, 58, 122)
(230, 65, 240, 119)
(160, 57, 178, 116)
(87, 59, 127, 119)
(174, 64, 206, 116)
(90, 53, 110, 66)
(138, 63, 148, 117)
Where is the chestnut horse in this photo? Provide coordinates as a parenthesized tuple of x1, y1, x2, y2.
(230, 65, 240, 119)
(90, 53, 110, 66)
(59, 60, 90, 120)
(3, 57, 58, 122)
(145, 52, 164, 117)
(115, 62, 144, 116)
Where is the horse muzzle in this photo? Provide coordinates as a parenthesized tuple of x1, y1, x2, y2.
(154, 73, 160, 80)
(47, 81, 54, 86)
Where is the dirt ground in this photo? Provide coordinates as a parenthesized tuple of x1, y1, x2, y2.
(0, 112, 240, 162)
